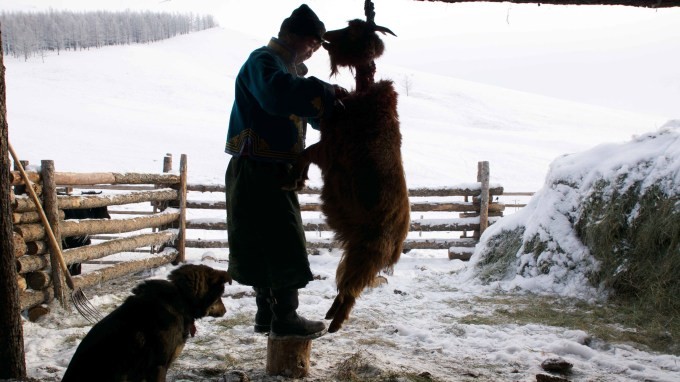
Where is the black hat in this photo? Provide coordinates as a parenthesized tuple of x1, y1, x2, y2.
(280, 4, 325, 40)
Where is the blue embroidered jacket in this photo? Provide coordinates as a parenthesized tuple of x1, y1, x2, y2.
(225, 38, 336, 162)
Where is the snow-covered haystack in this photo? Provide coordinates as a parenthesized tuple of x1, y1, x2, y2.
(467, 121, 680, 312)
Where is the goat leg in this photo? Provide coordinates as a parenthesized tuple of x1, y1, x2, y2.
(325, 293, 356, 333)
(281, 143, 321, 191)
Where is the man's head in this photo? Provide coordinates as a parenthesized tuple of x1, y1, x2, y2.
(279, 4, 325, 64)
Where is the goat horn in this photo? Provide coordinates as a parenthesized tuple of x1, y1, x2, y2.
(374, 25, 397, 37)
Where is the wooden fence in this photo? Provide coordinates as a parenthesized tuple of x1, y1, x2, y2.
(9, 155, 520, 319)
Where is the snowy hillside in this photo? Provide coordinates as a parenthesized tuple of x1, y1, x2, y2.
(4, 27, 668, 192)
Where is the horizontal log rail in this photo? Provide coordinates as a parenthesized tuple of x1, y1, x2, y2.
(19, 288, 54, 311)
(62, 231, 177, 267)
(69, 184, 157, 191)
(13, 188, 178, 212)
(13, 210, 65, 224)
(185, 237, 482, 251)
(186, 199, 506, 213)
(16, 254, 48, 274)
(186, 184, 505, 197)
(72, 249, 178, 290)
(185, 216, 500, 233)
(11, 171, 179, 186)
(18, 250, 178, 311)
(14, 210, 180, 242)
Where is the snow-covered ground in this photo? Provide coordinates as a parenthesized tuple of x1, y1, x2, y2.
(3, 1, 680, 380)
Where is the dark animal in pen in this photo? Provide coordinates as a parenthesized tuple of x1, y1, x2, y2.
(61, 264, 232, 382)
(60, 191, 111, 275)
(284, 2, 410, 333)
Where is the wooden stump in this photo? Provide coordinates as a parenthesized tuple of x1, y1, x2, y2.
(266, 336, 312, 378)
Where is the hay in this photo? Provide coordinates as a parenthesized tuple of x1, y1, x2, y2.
(578, 183, 680, 315)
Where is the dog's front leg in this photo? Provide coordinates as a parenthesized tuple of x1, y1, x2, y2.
(149, 365, 167, 382)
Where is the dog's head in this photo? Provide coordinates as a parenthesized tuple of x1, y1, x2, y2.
(168, 264, 232, 319)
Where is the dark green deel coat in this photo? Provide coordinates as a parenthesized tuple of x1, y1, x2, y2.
(225, 38, 335, 289)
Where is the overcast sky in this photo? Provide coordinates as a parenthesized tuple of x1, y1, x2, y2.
(2, 0, 680, 117)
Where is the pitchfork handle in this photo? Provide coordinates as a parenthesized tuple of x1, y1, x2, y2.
(8, 142, 76, 290)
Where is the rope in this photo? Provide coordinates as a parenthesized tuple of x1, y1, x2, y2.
(365, 0, 375, 25)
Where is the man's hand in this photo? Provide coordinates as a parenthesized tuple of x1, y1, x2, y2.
(333, 85, 349, 99)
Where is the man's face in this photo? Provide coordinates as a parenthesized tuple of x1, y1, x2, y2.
(295, 36, 322, 64)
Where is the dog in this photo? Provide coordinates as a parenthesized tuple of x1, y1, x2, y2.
(61, 264, 232, 382)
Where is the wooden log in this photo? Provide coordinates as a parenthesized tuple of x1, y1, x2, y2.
(70, 184, 157, 191)
(16, 276, 27, 292)
(14, 211, 180, 242)
(266, 336, 312, 378)
(26, 240, 47, 256)
(176, 154, 187, 263)
(63, 231, 177, 265)
(16, 254, 50, 274)
(187, 183, 225, 193)
(73, 249, 178, 290)
(187, 217, 482, 232)
(184, 237, 489, 251)
(11, 195, 35, 213)
(186, 200, 227, 210)
(418, 1, 680, 10)
(38, 172, 180, 186)
(26, 271, 51, 290)
(503, 192, 535, 196)
(108, 210, 155, 215)
(448, 247, 474, 261)
(13, 160, 29, 194)
(56, 189, 178, 211)
(42, 160, 68, 307)
(13, 232, 27, 257)
(18, 189, 176, 213)
(9, 170, 40, 186)
(19, 288, 54, 311)
(185, 200, 505, 213)
(13, 210, 64, 224)
(163, 154, 173, 173)
(185, 239, 229, 248)
(477, 161, 490, 237)
(27, 305, 50, 322)
(408, 186, 503, 197)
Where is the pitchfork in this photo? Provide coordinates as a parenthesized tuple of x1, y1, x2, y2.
(9, 142, 103, 324)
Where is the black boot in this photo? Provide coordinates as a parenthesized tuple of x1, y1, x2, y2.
(253, 287, 272, 333)
(270, 288, 326, 339)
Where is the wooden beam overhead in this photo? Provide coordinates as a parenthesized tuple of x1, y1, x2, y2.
(415, 0, 680, 8)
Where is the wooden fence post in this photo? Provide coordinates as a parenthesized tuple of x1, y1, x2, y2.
(176, 154, 187, 263)
(42, 160, 68, 309)
(0, 26, 28, 379)
(152, 153, 173, 254)
(477, 161, 490, 238)
(163, 153, 173, 173)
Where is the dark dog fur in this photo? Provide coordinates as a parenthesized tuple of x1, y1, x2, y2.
(61, 264, 231, 382)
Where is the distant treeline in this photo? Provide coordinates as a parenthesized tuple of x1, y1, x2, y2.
(0, 10, 218, 60)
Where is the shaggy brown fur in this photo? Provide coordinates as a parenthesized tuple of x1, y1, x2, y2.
(61, 264, 231, 382)
(283, 18, 409, 333)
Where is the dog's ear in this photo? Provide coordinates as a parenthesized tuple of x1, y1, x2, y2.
(213, 270, 232, 286)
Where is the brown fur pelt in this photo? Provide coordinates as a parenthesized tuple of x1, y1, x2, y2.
(61, 264, 232, 382)
(284, 80, 410, 333)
